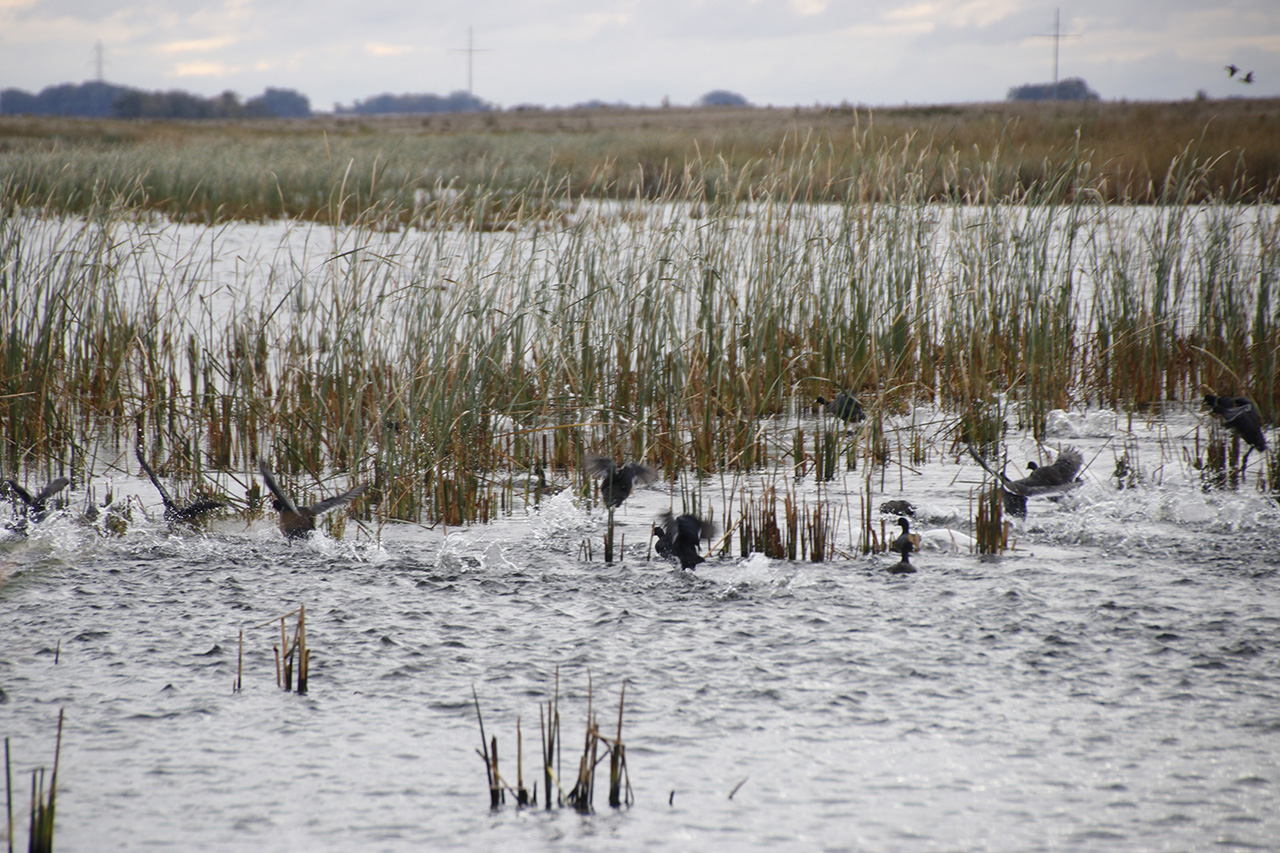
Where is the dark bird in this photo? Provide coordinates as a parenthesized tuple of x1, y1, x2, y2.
(1226, 63, 1240, 77)
(816, 392, 865, 424)
(967, 445, 1085, 519)
(1242, 71, 1254, 84)
(888, 548, 916, 575)
(1203, 394, 1267, 454)
(5, 476, 70, 524)
(584, 455, 657, 508)
(890, 517, 920, 556)
(258, 459, 368, 539)
(136, 445, 226, 524)
(652, 511, 714, 570)
(879, 499, 916, 518)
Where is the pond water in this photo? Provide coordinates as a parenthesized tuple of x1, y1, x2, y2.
(4, 406, 1279, 851)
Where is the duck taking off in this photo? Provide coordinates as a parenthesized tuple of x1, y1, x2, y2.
(652, 511, 714, 570)
(136, 445, 226, 524)
(1203, 394, 1267, 454)
(584, 455, 657, 508)
(258, 459, 367, 539)
(966, 444, 1085, 519)
(5, 476, 70, 525)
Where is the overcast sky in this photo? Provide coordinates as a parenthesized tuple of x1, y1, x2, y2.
(2, 1, 1277, 110)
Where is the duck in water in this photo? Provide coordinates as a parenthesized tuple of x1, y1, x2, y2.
(584, 455, 657, 508)
(652, 511, 714, 570)
(258, 459, 367, 539)
(815, 392, 865, 424)
(136, 445, 226, 524)
(966, 444, 1085, 519)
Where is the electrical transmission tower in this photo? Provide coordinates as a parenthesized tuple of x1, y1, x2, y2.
(452, 27, 492, 97)
(1034, 9, 1079, 99)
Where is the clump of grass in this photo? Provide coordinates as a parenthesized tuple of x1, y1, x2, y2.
(256, 606, 310, 694)
(974, 485, 1008, 555)
(474, 671, 631, 813)
(5, 709, 64, 853)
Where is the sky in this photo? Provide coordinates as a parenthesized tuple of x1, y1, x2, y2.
(2, 0, 1278, 111)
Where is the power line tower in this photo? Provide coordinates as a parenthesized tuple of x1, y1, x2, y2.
(93, 40, 106, 82)
(1034, 9, 1079, 99)
(452, 27, 492, 98)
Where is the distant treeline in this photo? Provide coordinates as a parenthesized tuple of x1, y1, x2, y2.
(1008, 77, 1100, 102)
(334, 91, 493, 115)
(0, 81, 312, 119)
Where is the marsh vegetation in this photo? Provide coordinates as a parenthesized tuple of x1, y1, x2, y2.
(1, 102, 1277, 545)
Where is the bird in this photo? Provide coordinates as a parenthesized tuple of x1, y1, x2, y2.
(880, 499, 916, 519)
(258, 459, 368, 539)
(1203, 394, 1267, 454)
(887, 526, 916, 574)
(1242, 71, 1255, 84)
(4, 476, 70, 525)
(1226, 64, 1240, 78)
(583, 455, 657, 508)
(136, 445, 226, 524)
(652, 511, 714, 570)
(815, 392, 864, 423)
(966, 444, 1085, 519)
(890, 517, 920, 556)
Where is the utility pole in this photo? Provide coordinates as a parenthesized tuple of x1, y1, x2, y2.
(1034, 9, 1079, 99)
(452, 27, 492, 98)
(94, 40, 105, 82)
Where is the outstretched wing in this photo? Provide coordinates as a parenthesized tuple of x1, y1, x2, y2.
(35, 477, 70, 504)
(258, 459, 300, 515)
(305, 482, 368, 517)
(136, 445, 175, 508)
(5, 480, 35, 507)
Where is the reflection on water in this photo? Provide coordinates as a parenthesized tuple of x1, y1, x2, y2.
(3, 407, 1279, 851)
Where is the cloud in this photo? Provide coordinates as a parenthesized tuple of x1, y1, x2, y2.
(160, 36, 237, 54)
(364, 41, 414, 57)
(171, 61, 234, 77)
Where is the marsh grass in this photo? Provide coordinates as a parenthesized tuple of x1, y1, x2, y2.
(1, 116, 1277, 540)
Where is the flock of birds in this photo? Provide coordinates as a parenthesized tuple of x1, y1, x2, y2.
(1225, 64, 1256, 85)
(2, 393, 1269, 573)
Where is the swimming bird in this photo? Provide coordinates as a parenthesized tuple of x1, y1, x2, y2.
(887, 530, 916, 574)
(815, 392, 865, 424)
(5, 476, 70, 524)
(879, 499, 916, 518)
(1203, 394, 1267, 454)
(652, 511, 714, 570)
(966, 444, 1085, 518)
(890, 517, 920, 556)
(258, 459, 368, 539)
(136, 445, 226, 524)
(584, 455, 657, 508)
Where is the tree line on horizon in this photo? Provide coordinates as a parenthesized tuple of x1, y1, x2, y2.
(0, 81, 312, 119)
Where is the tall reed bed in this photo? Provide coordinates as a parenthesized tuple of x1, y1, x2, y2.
(1, 138, 1276, 529)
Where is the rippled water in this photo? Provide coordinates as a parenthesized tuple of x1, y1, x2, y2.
(3, 407, 1279, 851)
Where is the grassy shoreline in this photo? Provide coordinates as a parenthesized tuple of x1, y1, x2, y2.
(2, 99, 1278, 226)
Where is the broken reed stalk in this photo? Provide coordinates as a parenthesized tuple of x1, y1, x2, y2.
(604, 507, 615, 564)
(975, 484, 1007, 555)
(254, 606, 308, 694)
(5, 737, 12, 853)
(472, 685, 501, 809)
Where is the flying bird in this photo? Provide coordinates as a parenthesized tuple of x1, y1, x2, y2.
(583, 455, 657, 508)
(136, 445, 226, 523)
(1241, 71, 1255, 84)
(1226, 64, 1240, 77)
(652, 511, 714, 570)
(966, 445, 1085, 518)
(258, 459, 367, 539)
(816, 392, 865, 424)
(1203, 394, 1267, 454)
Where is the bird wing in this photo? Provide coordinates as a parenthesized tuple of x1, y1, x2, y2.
(676, 514, 714, 541)
(136, 445, 175, 508)
(305, 482, 368, 517)
(583, 455, 617, 477)
(622, 462, 658, 486)
(35, 477, 70, 504)
(6, 480, 35, 507)
(258, 459, 300, 515)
